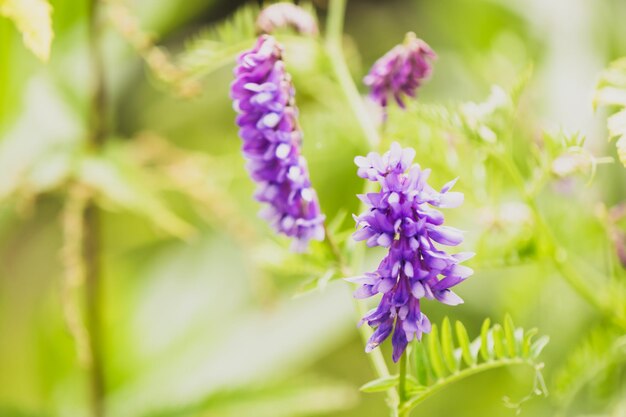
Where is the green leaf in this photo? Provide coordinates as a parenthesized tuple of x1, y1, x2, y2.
(441, 317, 459, 373)
(428, 324, 447, 379)
(530, 336, 550, 359)
(0, 0, 53, 61)
(492, 324, 506, 359)
(480, 318, 492, 361)
(554, 327, 626, 407)
(504, 314, 517, 357)
(178, 3, 260, 77)
(413, 341, 430, 386)
(455, 320, 475, 366)
(78, 156, 194, 239)
(522, 328, 538, 358)
(359, 375, 399, 393)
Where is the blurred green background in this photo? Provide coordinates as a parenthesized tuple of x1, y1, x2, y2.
(1, 0, 626, 416)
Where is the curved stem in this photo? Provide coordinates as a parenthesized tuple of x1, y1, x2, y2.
(490, 149, 626, 331)
(325, 0, 380, 148)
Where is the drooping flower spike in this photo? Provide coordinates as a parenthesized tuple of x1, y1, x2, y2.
(230, 35, 325, 251)
(256, 2, 318, 36)
(363, 32, 436, 115)
(351, 142, 473, 362)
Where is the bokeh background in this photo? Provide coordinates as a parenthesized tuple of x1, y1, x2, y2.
(1, 0, 626, 416)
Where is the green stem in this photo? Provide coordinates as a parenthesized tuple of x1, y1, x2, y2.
(322, 228, 399, 409)
(325, 0, 380, 148)
(491, 149, 626, 331)
(398, 352, 408, 403)
(85, 1, 107, 416)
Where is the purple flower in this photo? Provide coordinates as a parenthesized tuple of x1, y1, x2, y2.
(256, 2, 318, 36)
(351, 142, 473, 362)
(363, 32, 436, 115)
(230, 35, 325, 251)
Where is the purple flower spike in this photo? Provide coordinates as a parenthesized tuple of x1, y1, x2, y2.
(231, 35, 325, 251)
(352, 142, 472, 362)
(363, 32, 436, 116)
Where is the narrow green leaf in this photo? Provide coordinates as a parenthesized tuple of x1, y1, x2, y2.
(530, 336, 550, 358)
(522, 328, 538, 358)
(413, 340, 430, 386)
(504, 314, 517, 357)
(480, 318, 492, 361)
(493, 325, 506, 359)
(455, 320, 475, 366)
(428, 324, 447, 379)
(441, 317, 458, 373)
(359, 375, 399, 393)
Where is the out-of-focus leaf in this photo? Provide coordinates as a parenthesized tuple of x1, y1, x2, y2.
(78, 156, 194, 239)
(616, 136, 626, 167)
(0, 0, 53, 61)
(595, 58, 626, 167)
(177, 3, 259, 77)
(0, 76, 82, 202)
(106, 247, 355, 417)
(146, 379, 357, 417)
(554, 327, 626, 409)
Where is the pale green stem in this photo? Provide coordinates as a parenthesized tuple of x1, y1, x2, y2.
(490, 150, 626, 331)
(398, 351, 408, 403)
(322, 226, 399, 407)
(325, 0, 380, 148)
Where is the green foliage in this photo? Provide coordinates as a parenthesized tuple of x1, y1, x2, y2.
(359, 376, 399, 393)
(554, 327, 626, 410)
(178, 3, 259, 77)
(400, 316, 547, 411)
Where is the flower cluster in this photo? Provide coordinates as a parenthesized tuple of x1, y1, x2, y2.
(230, 35, 325, 251)
(256, 2, 318, 36)
(351, 142, 473, 361)
(363, 32, 436, 114)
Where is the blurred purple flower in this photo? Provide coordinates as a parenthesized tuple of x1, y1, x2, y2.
(363, 32, 436, 115)
(256, 2, 318, 36)
(351, 142, 472, 362)
(230, 35, 325, 251)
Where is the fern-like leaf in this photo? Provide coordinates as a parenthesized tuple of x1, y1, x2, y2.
(398, 316, 548, 412)
(178, 1, 319, 79)
(554, 327, 626, 409)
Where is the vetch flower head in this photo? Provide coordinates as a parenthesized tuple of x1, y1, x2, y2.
(351, 142, 473, 361)
(230, 35, 325, 251)
(256, 3, 318, 36)
(364, 32, 436, 115)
